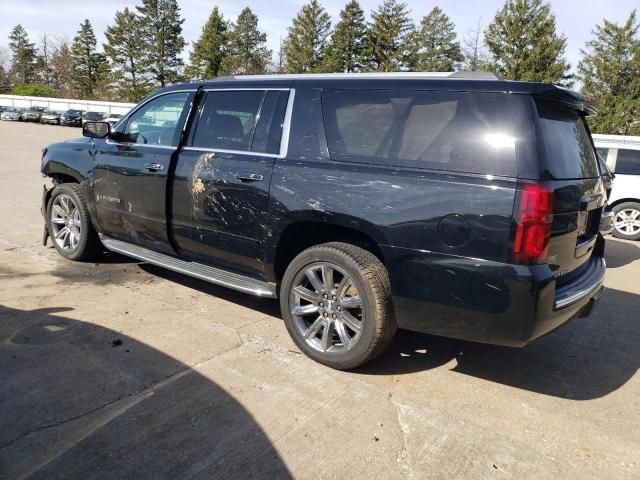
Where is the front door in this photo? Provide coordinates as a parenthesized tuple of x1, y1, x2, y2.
(171, 88, 290, 277)
(93, 90, 194, 253)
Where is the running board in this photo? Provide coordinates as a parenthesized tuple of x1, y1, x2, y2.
(100, 235, 277, 298)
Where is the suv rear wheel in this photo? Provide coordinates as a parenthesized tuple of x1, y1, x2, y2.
(280, 242, 396, 370)
(47, 183, 101, 260)
(612, 202, 640, 241)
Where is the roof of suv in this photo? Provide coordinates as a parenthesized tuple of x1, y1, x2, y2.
(159, 71, 594, 114)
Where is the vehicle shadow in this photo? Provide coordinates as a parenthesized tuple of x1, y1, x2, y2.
(604, 238, 640, 268)
(0, 305, 292, 479)
(357, 287, 640, 400)
(139, 263, 281, 317)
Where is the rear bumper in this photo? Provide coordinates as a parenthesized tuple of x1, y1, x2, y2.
(384, 242, 606, 347)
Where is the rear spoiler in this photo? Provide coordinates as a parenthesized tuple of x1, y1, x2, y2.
(508, 82, 597, 116)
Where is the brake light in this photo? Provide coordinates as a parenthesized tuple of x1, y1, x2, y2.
(513, 184, 553, 264)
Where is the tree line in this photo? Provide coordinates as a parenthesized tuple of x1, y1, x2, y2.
(1, 0, 638, 134)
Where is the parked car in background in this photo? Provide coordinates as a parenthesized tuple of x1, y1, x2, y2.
(593, 134, 640, 240)
(22, 106, 46, 122)
(2, 107, 24, 121)
(41, 72, 607, 369)
(0, 106, 8, 118)
(40, 110, 63, 125)
(60, 109, 84, 127)
(82, 111, 106, 126)
(106, 113, 123, 127)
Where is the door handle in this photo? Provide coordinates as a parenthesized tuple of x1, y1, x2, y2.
(144, 163, 164, 172)
(236, 173, 263, 182)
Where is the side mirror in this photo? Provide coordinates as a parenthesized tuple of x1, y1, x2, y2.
(83, 121, 110, 139)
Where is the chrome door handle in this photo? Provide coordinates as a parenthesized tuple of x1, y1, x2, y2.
(236, 173, 263, 182)
(144, 163, 164, 172)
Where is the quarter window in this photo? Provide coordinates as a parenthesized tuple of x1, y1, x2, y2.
(322, 90, 516, 176)
(615, 148, 640, 175)
(120, 92, 190, 146)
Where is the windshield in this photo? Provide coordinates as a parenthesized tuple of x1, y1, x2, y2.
(66, 110, 81, 115)
(85, 112, 103, 120)
(535, 100, 599, 179)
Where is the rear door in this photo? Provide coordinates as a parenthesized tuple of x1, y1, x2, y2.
(531, 99, 605, 280)
(93, 90, 194, 253)
(171, 88, 291, 277)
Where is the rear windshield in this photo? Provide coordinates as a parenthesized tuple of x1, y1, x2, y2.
(535, 100, 599, 179)
(322, 90, 516, 176)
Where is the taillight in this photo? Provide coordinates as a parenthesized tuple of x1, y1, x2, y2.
(513, 183, 553, 264)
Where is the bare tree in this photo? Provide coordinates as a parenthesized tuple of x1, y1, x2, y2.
(461, 17, 489, 71)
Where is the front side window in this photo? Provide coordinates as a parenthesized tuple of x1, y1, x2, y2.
(615, 148, 640, 175)
(120, 92, 190, 146)
(191, 91, 264, 151)
(322, 90, 516, 176)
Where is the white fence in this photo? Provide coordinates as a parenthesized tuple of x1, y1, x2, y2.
(0, 94, 135, 115)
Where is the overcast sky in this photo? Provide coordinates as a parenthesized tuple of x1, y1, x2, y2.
(1, 0, 637, 74)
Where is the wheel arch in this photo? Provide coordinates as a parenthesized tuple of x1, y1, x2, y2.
(268, 217, 387, 284)
(609, 198, 640, 209)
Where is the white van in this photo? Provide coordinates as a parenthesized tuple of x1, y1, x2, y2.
(593, 134, 640, 240)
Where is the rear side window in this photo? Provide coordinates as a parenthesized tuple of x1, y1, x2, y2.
(535, 101, 599, 179)
(192, 91, 264, 151)
(615, 148, 640, 175)
(251, 91, 289, 154)
(322, 90, 516, 176)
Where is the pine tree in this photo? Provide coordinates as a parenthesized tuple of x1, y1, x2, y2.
(70, 19, 109, 99)
(579, 11, 640, 135)
(104, 7, 151, 102)
(485, 0, 571, 85)
(186, 7, 228, 80)
(368, 0, 414, 72)
(136, 0, 185, 87)
(410, 7, 462, 72)
(461, 18, 490, 71)
(324, 0, 369, 72)
(222, 8, 271, 75)
(9, 25, 38, 85)
(282, 0, 332, 73)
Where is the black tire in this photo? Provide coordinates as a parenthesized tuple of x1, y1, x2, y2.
(280, 242, 397, 370)
(46, 183, 101, 260)
(612, 202, 640, 241)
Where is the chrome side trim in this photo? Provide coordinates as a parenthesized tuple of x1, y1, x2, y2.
(554, 257, 606, 310)
(182, 146, 278, 158)
(202, 87, 290, 92)
(100, 235, 277, 298)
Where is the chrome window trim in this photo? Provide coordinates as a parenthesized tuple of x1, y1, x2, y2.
(187, 87, 295, 159)
(106, 89, 197, 148)
(182, 146, 278, 158)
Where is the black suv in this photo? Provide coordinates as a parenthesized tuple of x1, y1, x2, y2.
(60, 109, 84, 127)
(41, 72, 606, 369)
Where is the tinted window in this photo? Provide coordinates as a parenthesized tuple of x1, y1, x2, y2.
(616, 148, 640, 175)
(121, 92, 190, 146)
(535, 101, 599, 179)
(192, 91, 264, 151)
(85, 112, 104, 120)
(251, 91, 289, 154)
(322, 90, 515, 176)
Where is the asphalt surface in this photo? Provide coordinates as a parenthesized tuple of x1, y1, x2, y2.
(0, 121, 639, 479)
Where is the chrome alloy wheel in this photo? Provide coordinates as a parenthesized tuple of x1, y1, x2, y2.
(290, 262, 364, 353)
(614, 208, 640, 236)
(50, 194, 81, 251)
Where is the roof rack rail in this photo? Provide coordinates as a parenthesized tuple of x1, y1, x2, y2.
(207, 71, 501, 82)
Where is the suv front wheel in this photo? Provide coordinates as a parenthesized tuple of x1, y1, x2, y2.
(280, 242, 397, 370)
(47, 183, 101, 260)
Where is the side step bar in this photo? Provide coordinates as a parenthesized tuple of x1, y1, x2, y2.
(100, 235, 277, 298)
